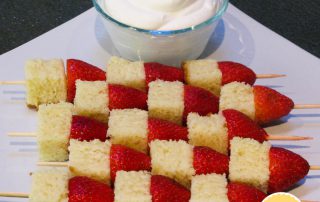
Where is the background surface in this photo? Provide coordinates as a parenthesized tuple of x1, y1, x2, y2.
(1, 0, 319, 57)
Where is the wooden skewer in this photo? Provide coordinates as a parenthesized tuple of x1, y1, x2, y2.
(302, 201, 320, 202)
(0, 74, 284, 86)
(0, 192, 316, 202)
(37, 161, 68, 167)
(8, 132, 36, 137)
(0, 80, 26, 85)
(294, 104, 320, 109)
(9, 132, 312, 141)
(256, 74, 286, 79)
(267, 135, 313, 141)
(0, 192, 29, 198)
(38, 161, 320, 172)
(309, 165, 320, 170)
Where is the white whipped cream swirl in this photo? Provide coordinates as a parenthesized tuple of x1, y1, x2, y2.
(100, 0, 218, 30)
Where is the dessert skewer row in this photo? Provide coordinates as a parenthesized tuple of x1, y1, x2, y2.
(8, 103, 310, 160)
(0, 57, 285, 107)
(38, 138, 319, 194)
(0, 168, 274, 202)
(72, 79, 320, 125)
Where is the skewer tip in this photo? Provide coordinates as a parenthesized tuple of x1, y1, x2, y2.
(257, 74, 286, 79)
(0, 192, 29, 198)
(309, 165, 320, 170)
(294, 104, 320, 109)
(267, 135, 313, 141)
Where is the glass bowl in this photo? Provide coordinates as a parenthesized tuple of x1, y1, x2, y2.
(93, 0, 229, 66)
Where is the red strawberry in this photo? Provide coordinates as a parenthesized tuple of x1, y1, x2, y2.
(147, 118, 188, 143)
(110, 144, 151, 182)
(69, 115, 108, 142)
(222, 109, 267, 145)
(150, 175, 190, 202)
(268, 147, 309, 193)
(218, 61, 256, 85)
(108, 84, 147, 110)
(227, 182, 267, 202)
(193, 146, 229, 175)
(183, 85, 219, 122)
(68, 176, 114, 202)
(253, 86, 294, 124)
(67, 59, 106, 102)
(144, 63, 184, 89)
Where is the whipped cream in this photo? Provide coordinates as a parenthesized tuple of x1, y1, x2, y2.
(100, 0, 218, 30)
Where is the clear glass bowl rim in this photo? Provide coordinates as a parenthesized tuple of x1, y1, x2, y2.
(92, 0, 229, 36)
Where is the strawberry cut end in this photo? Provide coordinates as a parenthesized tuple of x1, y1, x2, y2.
(253, 86, 294, 124)
(110, 144, 151, 182)
(227, 182, 267, 202)
(150, 175, 191, 202)
(108, 84, 148, 110)
(183, 85, 219, 123)
(67, 59, 106, 103)
(218, 61, 256, 85)
(147, 118, 188, 143)
(68, 176, 114, 202)
(144, 63, 184, 89)
(268, 147, 310, 193)
(193, 146, 229, 175)
(69, 115, 108, 142)
(222, 109, 267, 147)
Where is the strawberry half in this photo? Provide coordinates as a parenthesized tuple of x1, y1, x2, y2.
(268, 147, 310, 193)
(144, 63, 184, 89)
(108, 84, 147, 110)
(150, 175, 191, 202)
(147, 118, 188, 143)
(67, 59, 106, 102)
(69, 115, 108, 142)
(183, 85, 219, 123)
(218, 61, 256, 86)
(68, 176, 114, 202)
(222, 109, 267, 145)
(110, 144, 151, 182)
(193, 146, 229, 175)
(253, 86, 294, 124)
(227, 182, 267, 202)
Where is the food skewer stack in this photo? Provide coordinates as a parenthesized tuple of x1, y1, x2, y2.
(1, 56, 319, 202)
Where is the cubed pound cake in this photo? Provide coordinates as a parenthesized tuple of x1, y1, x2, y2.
(108, 109, 148, 153)
(29, 167, 70, 202)
(150, 140, 195, 187)
(68, 139, 111, 184)
(74, 80, 109, 123)
(148, 80, 184, 125)
(183, 59, 222, 96)
(190, 174, 229, 202)
(114, 171, 152, 202)
(219, 81, 255, 120)
(37, 102, 73, 162)
(107, 56, 146, 91)
(229, 137, 271, 192)
(187, 113, 228, 155)
(25, 59, 67, 108)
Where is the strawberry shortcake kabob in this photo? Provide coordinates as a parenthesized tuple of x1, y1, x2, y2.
(1, 56, 286, 107)
(0, 168, 268, 202)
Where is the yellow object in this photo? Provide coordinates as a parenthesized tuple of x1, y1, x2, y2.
(263, 192, 300, 202)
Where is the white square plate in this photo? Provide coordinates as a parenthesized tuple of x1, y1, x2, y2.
(0, 4, 319, 201)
